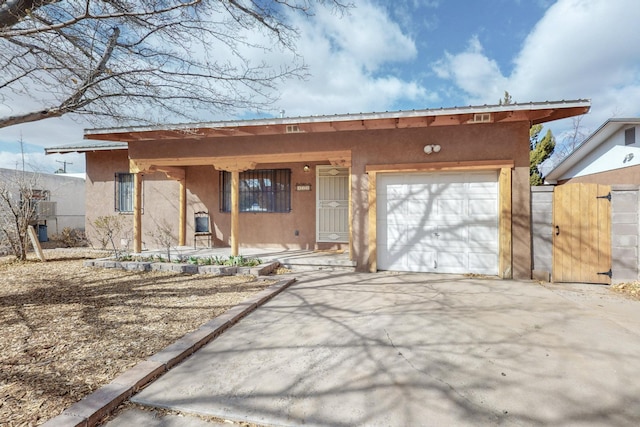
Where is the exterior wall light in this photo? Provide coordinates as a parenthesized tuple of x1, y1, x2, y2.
(423, 144, 441, 154)
(303, 164, 311, 172)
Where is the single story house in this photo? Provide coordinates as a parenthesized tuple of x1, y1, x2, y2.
(545, 118, 640, 184)
(46, 100, 590, 279)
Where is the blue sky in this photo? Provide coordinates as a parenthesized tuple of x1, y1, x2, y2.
(1, 0, 639, 173)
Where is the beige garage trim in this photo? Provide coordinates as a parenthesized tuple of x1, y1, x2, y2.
(366, 160, 514, 277)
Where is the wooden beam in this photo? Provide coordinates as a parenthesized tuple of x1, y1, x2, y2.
(230, 170, 240, 256)
(179, 178, 186, 246)
(27, 226, 46, 262)
(329, 121, 365, 131)
(154, 166, 185, 181)
(454, 114, 474, 124)
(129, 159, 143, 174)
(366, 160, 515, 174)
(130, 150, 352, 169)
(214, 160, 256, 173)
(368, 171, 377, 272)
(499, 167, 512, 279)
(492, 111, 512, 122)
(362, 118, 397, 130)
(397, 116, 436, 128)
(133, 173, 142, 253)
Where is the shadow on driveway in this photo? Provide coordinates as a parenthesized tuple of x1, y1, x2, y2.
(121, 272, 640, 426)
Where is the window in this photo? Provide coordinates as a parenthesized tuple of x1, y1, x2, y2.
(115, 173, 134, 212)
(21, 189, 50, 218)
(625, 127, 636, 146)
(220, 169, 291, 213)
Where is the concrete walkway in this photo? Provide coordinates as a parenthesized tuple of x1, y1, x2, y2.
(107, 272, 640, 426)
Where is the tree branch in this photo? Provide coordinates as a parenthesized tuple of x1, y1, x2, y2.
(0, 0, 59, 30)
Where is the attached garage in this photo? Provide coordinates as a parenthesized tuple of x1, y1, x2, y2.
(376, 171, 499, 275)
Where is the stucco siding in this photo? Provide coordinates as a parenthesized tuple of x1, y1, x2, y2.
(86, 121, 532, 277)
(0, 168, 85, 236)
(560, 164, 640, 185)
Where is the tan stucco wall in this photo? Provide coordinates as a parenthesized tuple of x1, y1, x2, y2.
(559, 164, 640, 185)
(87, 121, 532, 278)
(86, 150, 182, 250)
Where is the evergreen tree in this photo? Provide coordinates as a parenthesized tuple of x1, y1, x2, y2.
(499, 91, 513, 105)
(529, 125, 555, 185)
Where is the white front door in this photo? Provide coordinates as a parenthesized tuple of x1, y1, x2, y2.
(316, 166, 349, 243)
(377, 171, 499, 275)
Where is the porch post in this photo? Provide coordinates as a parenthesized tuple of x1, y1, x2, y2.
(133, 172, 143, 253)
(367, 171, 377, 272)
(231, 170, 240, 256)
(178, 178, 186, 246)
(499, 167, 512, 279)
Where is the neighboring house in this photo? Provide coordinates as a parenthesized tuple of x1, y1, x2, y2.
(45, 100, 590, 279)
(545, 118, 640, 184)
(532, 118, 640, 284)
(0, 168, 86, 240)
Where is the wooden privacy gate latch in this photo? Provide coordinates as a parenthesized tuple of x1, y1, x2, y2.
(597, 269, 612, 279)
(596, 192, 611, 202)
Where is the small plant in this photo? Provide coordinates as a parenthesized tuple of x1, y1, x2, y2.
(173, 254, 189, 264)
(147, 218, 177, 261)
(91, 215, 124, 251)
(222, 255, 262, 267)
(52, 227, 86, 247)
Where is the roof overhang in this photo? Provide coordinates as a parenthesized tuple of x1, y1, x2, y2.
(45, 141, 128, 155)
(545, 118, 640, 182)
(82, 100, 591, 143)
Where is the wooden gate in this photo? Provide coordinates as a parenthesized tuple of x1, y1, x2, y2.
(552, 183, 611, 284)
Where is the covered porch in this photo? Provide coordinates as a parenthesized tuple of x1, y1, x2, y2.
(122, 150, 353, 259)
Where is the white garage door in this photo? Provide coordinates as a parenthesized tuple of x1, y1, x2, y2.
(377, 171, 499, 275)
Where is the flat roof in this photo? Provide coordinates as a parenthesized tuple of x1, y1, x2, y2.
(45, 141, 128, 155)
(47, 100, 591, 152)
(86, 100, 591, 142)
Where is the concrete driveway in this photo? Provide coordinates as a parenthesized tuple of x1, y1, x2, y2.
(109, 271, 640, 426)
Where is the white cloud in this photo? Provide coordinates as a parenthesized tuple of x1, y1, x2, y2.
(432, 36, 507, 102)
(433, 0, 640, 135)
(272, 1, 433, 116)
(0, 149, 85, 174)
(0, 115, 87, 173)
(313, 3, 417, 71)
(0, 0, 434, 171)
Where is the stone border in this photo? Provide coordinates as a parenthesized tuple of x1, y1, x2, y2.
(84, 259, 280, 277)
(41, 277, 296, 427)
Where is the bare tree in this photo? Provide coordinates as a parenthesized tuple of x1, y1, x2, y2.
(551, 115, 590, 161)
(0, 169, 39, 260)
(0, 0, 348, 129)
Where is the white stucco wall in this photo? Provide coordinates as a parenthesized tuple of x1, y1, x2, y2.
(561, 125, 640, 180)
(0, 168, 85, 235)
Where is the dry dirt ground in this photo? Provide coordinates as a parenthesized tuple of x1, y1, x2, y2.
(0, 249, 276, 426)
(2, 248, 639, 427)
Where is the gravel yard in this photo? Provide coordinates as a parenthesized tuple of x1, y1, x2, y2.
(0, 249, 276, 426)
